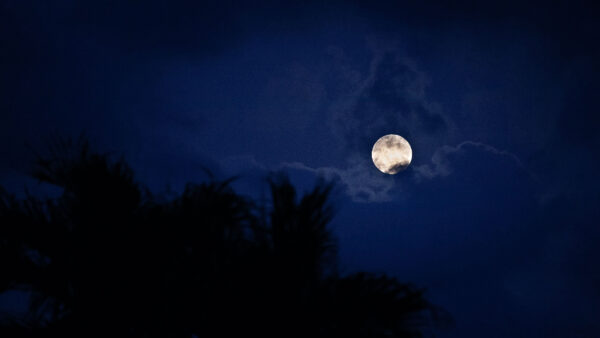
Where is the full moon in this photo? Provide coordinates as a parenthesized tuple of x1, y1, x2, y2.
(371, 134, 412, 174)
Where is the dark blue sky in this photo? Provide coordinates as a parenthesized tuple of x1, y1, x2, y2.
(2, 1, 600, 336)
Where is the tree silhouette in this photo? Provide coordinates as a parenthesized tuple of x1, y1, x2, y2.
(0, 138, 450, 337)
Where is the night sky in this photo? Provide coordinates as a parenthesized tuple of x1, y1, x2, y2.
(2, 1, 600, 336)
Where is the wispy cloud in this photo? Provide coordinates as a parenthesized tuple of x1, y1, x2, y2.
(413, 141, 539, 183)
(223, 41, 504, 203)
(311, 39, 454, 201)
(280, 157, 395, 203)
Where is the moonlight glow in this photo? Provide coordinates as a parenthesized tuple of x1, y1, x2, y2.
(371, 134, 412, 174)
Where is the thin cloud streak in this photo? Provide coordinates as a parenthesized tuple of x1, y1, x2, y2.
(413, 141, 540, 183)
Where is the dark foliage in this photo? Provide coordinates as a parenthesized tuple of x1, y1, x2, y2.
(0, 139, 450, 337)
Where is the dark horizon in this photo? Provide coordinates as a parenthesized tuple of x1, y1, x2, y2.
(2, 1, 600, 337)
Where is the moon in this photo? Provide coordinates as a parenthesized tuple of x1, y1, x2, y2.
(371, 134, 412, 174)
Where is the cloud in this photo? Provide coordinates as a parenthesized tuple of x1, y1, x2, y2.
(215, 42, 542, 206)
(328, 40, 452, 157)
(217, 40, 464, 203)
(281, 158, 395, 203)
(279, 140, 536, 203)
(273, 39, 455, 202)
(413, 141, 537, 182)
(207, 38, 457, 204)
(219, 154, 395, 203)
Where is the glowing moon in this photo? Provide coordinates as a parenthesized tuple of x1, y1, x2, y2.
(371, 134, 412, 174)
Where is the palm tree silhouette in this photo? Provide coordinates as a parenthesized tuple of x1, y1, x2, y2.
(0, 138, 451, 337)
